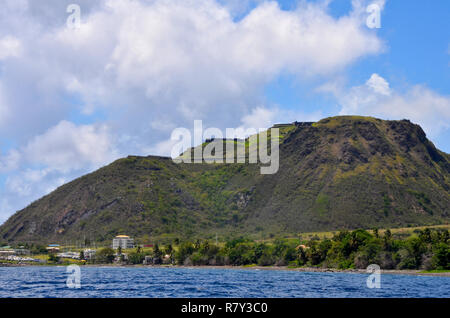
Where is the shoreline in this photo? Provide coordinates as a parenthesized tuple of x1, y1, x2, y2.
(2, 263, 449, 277)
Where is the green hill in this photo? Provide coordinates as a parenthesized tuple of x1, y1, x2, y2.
(0, 116, 449, 244)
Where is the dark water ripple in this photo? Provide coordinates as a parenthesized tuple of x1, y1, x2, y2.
(0, 267, 448, 298)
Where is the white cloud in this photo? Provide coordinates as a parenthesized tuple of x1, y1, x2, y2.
(240, 107, 277, 130)
(4, 168, 66, 197)
(0, 82, 9, 127)
(0, 168, 68, 223)
(0, 0, 384, 142)
(146, 138, 181, 157)
(0, 120, 117, 223)
(103, 0, 382, 83)
(366, 73, 391, 96)
(334, 74, 450, 138)
(235, 106, 323, 138)
(0, 198, 13, 224)
(0, 149, 21, 173)
(5, 169, 48, 198)
(23, 120, 118, 172)
(0, 36, 21, 60)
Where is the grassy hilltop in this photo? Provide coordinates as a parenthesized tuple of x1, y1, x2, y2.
(0, 116, 449, 244)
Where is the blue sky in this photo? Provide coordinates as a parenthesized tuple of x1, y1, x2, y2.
(0, 0, 449, 224)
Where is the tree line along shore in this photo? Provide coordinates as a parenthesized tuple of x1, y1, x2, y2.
(1, 227, 449, 272)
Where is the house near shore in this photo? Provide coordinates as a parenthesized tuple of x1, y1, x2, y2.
(0, 247, 15, 256)
(57, 251, 80, 259)
(46, 244, 60, 253)
(83, 249, 96, 260)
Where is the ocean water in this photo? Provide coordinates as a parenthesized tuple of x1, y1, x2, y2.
(0, 266, 448, 298)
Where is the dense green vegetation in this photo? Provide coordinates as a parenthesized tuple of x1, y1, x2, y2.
(3, 227, 448, 271)
(116, 228, 449, 270)
(0, 116, 448, 244)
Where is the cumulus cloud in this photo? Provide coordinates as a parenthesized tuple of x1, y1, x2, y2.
(0, 120, 118, 222)
(0, 36, 22, 60)
(0, 198, 13, 224)
(1, 0, 385, 152)
(0, 149, 21, 173)
(23, 120, 118, 172)
(238, 106, 323, 132)
(5, 167, 68, 201)
(365, 73, 391, 96)
(0, 0, 384, 141)
(239, 107, 277, 131)
(331, 74, 450, 138)
(0, 82, 9, 127)
(0, 168, 69, 223)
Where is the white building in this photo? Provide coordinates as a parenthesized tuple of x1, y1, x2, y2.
(83, 249, 96, 260)
(57, 251, 80, 259)
(112, 235, 134, 249)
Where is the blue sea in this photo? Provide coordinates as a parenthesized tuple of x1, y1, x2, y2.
(0, 266, 448, 298)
